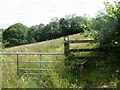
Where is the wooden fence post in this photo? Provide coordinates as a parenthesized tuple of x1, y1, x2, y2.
(77, 64, 83, 85)
(16, 54, 19, 75)
(64, 36, 69, 56)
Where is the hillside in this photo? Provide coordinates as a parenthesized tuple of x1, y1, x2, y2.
(0, 31, 2, 51)
(2, 33, 117, 88)
(1, 0, 120, 88)
(4, 33, 93, 52)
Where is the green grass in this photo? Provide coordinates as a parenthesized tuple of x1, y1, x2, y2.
(1, 33, 118, 88)
(0, 59, 3, 88)
(0, 31, 2, 88)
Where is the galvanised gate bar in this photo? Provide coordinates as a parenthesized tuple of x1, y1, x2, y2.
(0, 52, 64, 77)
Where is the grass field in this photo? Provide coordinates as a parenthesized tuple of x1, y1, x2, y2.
(0, 32, 2, 51)
(1, 33, 117, 88)
(0, 32, 2, 88)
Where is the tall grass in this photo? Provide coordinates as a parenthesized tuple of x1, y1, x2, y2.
(0, 31, 2, 88)
(2, 33, 117, 88)
(1, 34, 84, 88)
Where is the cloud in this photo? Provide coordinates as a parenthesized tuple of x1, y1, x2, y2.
(0, 0, 112, 29)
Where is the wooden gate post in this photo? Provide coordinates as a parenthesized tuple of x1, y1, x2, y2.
(77, 64, 83, 84)
(64, 36, 69, 56)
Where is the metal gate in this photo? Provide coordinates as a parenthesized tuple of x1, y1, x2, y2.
(0, 52, 64, 87)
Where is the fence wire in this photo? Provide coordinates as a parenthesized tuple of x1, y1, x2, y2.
(0, 52, 64, 87)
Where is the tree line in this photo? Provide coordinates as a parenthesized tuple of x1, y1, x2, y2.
(2, 1, 120, 50)
(2, 15, 88, 47)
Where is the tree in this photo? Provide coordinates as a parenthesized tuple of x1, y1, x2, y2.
(3, 23, 28, 47)
(59, 15, 86, 36)
(86, 1, 120, 60)
(36, 24, 45, 41)
(48, 17, 60, 38)
(27, 25, 38, 43)
(98, 1, 120, 49)
(69, 16, 86, 34)
(59, 17, 70, 36)
(87, 1, 120, 48)
(27, 24, 45, 43)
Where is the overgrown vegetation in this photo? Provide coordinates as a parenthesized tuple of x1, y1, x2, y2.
(2, 34, 87, 88)
(77, 0, 120, 88)
(1, 0, 120, 88)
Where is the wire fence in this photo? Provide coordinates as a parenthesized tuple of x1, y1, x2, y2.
(0, 52, 64, 77)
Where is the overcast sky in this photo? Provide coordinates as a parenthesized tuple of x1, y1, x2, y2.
(0, 0, 113, 29)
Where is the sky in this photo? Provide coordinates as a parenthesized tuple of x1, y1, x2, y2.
(0, 0, 114, 29)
